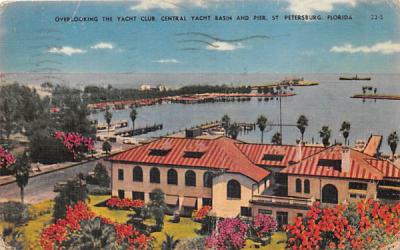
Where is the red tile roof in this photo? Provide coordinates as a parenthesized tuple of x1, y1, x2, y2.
(109, 136, 270, 182)
(235, 143, 324, 167)
(366, 159, 400, 179)
(281, 145, 388, 180)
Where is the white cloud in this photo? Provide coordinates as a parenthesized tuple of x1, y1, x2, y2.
(206, 41, 245, 51)
(90, 42, 114, 50)
(330, 41, 400, 54)
(154, 58, 180, 63)
(130, 0, 221, 11)
(48, 46, 86, 56)
(284, 0, 358, 14)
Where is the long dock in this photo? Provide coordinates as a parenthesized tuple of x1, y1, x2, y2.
(114, 124, 163, 137)
(351, 94, 400, 101)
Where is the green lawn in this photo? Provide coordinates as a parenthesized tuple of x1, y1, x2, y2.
(151, 215, 202, 249)
(244, 232, 287, 250)
(87, 195, 131, 223)
(1, 195, 287, 250)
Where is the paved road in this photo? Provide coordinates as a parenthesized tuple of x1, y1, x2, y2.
(0, 159, 110, 204)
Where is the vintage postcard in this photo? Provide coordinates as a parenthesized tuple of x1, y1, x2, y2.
(1, 0, 400, 249)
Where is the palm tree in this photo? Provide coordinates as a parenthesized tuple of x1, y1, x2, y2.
(256, 115, 268, 143)
(319, 126, 331, 147)
(271, 132, 282, 145)
(221, 115, 231, 136)
(227, 123, 240, 140)
(102, 141, 112, 155)
(62, 218, 120, 249)
(129, 108, 137, 130)
(340, 121, 351, 145)
(388, 131, 399, 158)
(161, 234, 180, 250)
(104, 107, 112, 135)
(12, 152, 30, 204)
(296, 115, 308, 142)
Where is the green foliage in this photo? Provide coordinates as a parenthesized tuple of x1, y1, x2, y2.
(53, 178, 88, 220)
(271, 132, 282, 145)
(12, 152, 31, 203)
(83, 84, 251, 104)
(175, 237, 205, 250)
(102, 141, 112, 155)
(148, 189, 170, 231)
(0, 202, 29, 224)
(319, 126, 331, 147)
(221, 115, 231, 135)
(340, 121, 351, 145)
(256, 115, 268, 143)
(130, 108, 137, 129)
(29, 130, 73, 164)
(87, 185, 111, 195)
(388, 131, 399, 157)
(296, 115, 308, 141)
(227, 123, 240, 140)
(161, 233, 180, 250)
(61, 217, 120, 249)
(93, 163, 110, 187)
(198, 216, 217, 235)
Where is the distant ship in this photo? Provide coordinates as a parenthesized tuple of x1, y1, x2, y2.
(339, 75, 371, 81)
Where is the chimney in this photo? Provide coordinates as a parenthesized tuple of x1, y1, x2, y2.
(342, 147, 351, 173)
(296, 142, 302, 162)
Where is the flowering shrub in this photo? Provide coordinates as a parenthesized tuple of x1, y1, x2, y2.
(287, 200, 400, 250)
(54, 131, 95, 159)
(106, 197, 145, 210)
(41, 201, 151, 250)
(252, 214, 277, 239)
(0, 146, 15, 169)
(205, 217, 248, 250)
(194, 205, 212, 221)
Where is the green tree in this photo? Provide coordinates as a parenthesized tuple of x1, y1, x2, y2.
(221, 115, 231, 136)
(104, 107, 113, 135)
(93, 163, 110, 187)
(62, 217, 120, 249)
(53, 178, 88, 220)
(340, 121, 351, 146)
(12, 152, 31, 204)
(256, 115, 268, 143)
(147, 188, 169, 231)
(129, 108, 138, 130)
(296, 115, 308, 142)
(388, 131, 399, 158)
(102, 141, 112, 155)
(162, 234, 180, 250)
(319, 126, 332, 147)
(227, 123, 240, 140)
(271, 132, 282, 145)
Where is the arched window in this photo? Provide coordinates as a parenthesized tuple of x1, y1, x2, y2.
(227, 179, 241, 199)
(203, 171, 213, 188)
(295, 178, 302, 193)
(322, 184, 338, 204)
(185, 170, 196, 187)
(132, 166, 143, 182)
(150, 168, 160, 183)
(304, 179, 310, 194)
(167, 169, 178, 185)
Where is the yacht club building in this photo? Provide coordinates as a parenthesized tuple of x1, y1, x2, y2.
(109, 135, 400, 225)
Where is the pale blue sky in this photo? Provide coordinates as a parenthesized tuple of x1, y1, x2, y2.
(0, 0, 399, 73)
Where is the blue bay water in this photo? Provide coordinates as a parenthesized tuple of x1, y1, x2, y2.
(77, 73, 400, 153)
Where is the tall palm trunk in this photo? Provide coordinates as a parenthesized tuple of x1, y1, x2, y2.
(20, 187, 24, 204)
(261, 131, 264, 144)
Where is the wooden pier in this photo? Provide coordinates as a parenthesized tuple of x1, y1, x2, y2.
(351, 94, 400, 101)
(114, 124, 163, 137)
